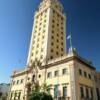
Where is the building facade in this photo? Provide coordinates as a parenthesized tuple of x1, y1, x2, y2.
(9, 0, 100, 100)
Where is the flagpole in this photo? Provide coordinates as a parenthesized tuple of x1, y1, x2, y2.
(69, 33, 73, 49)
(69, 16, 73, 50)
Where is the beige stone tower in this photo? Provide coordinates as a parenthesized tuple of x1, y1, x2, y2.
(27, 0, 66, 66)
(9, 1, 100, 100)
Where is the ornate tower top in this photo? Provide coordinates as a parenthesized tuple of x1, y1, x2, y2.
(27, 0, 66, 66)
(38, 0, 63, 13)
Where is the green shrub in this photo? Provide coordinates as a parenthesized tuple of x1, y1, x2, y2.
(29, 92, 53, 100)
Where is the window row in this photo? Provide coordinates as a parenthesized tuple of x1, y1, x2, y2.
(53, 10, 64, 21)
(35, 23, 46, 30)
(50, 53, 64, 59)
(32, 39, 45, 46)
(36, 9, 47, 19)
(50, 48, 64, 53)
(31, 53, 44, 59)
(10, 85, 68, 99)
(94, 75, 100, 83)
(80, 86, 93, 99)
(36, 15, 47, 22)
(12, 79, 23, 85)
(47, 68, 68, 78)
(31, 50, 44, 56)
(35, 19, 46, 26)
(52, 22, 64, 28)
(33, 34, 45, 38)
(10, 91, 21, 100)
(51, 35, 64, 40)
(79, 69, 92, 80)
(53, 85, 68, 98)
(34, 27, 45, 35)
(50, 53, 63, 58)
(52, 19, 64, 26)
(51, 31, 64, 36)
(32, 43, 44, 48)
(51, 41, 64, 46)
(52, 25, 64, 31)
(79, 69, 100, 83)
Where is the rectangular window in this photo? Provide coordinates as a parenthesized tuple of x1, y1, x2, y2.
(63, 86, 67, 97)
(54, 85, 58, 98)
(80, 86, 84, 98)
(54, 71, 59, 77)
(14, 92, 17, 99)
(90, 89, 93, 98)
(61, 48, 63, 51)
(21, 79, 23, 84)
(84, 71, 87, 77)
(96, 88, 100, 100)
(62, 68, 67, 75)
(88, 74, 91, 79)
(86, 88, 89, 98)
(28, 77, 30, 81)
(18, 92, 21, 99)
(17, 80, 19, 84)
(94, 76, 97, 82)
(10, 92, 13, 100)
(47, 72, 52, 78)
(79, 69, 82, 75)
(50, 56, 53, 59)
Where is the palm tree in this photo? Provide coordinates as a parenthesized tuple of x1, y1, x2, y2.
(28, 83, 53, 100)
(27, 58, 53, 100)
(41, 83, 52, 93)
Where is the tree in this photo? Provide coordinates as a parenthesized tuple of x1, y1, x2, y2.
(27, 59, 53, 100)
(42, 83, 49, 92)
(29, 91, 53, 100)
(42, 93, 53, 100)
(28, 83, 53, 100)
(0, 92, 2, 98)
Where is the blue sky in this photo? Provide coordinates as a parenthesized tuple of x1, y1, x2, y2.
(0, 0, 100, 83)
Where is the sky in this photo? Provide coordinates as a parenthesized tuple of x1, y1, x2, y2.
(0, 0, 100, 83)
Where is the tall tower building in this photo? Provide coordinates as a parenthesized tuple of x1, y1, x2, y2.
(27, 0, 66, 65)
(9, 1, 100, 100)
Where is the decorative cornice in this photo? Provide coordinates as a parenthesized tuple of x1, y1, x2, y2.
(40, 55, 96, 70)
(11, 54, 96, 78)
